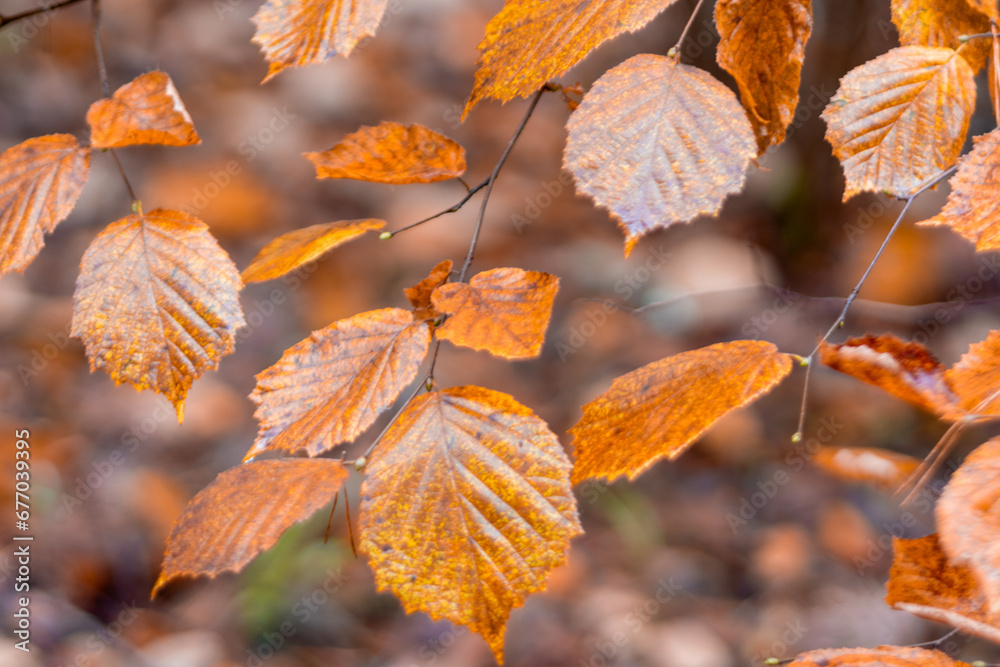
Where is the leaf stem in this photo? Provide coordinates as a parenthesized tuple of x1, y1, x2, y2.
(672, 0, 709, 57)
(0, 0, 86, 28)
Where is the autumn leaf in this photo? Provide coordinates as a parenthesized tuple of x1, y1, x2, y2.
(252, 0, 389, 81)
(945, 329, 1000, 414)
(404, 259, 452, 322)
(887, 534, 1000, 643)
(918, 128, 1000, 252)
(715, 0, 813, 154)
(432, 268, 558, 359)
(788, 646, 969, 667)
(71, 209, 245, 420)
(0, 135, 90, 274)
(891, 0, 992, 72)
(242, 219, 385, 284)
(465, 0, 678, 116)
(571, 340, 793, 483)
(305, 122, 466, 184)
(153, 458, 348, 596)
(358, 386, 581, 662)
(87, 71, 200, 148)
(812, 446, 920, 491)
(563, 54, 756, 255)
(821, 46, 975, 200)
(246, 308, 430, 460)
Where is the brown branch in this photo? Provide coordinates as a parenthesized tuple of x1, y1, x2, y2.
(0, 0, 86, 28)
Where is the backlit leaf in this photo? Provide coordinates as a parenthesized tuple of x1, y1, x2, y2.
(891, 0, 992, 72)
(246, 308, 430, 459)
(153, 458, 348, 596)
(715, 0, 813, 154)
(465, 0, 678, 115)
(563, 55, 756, 255)
(788, 646, 969, 667)
(432, 267, 558, 359)
(887, 534, 1000, 643)
(242, 219, 385, 284)
(821, 46, 975, 200)
(813, 446, 920, 491)
(305, 122, 466, 184)
(71, 209, 245, 420)
(571, 340, 793, 483)
(358, 386, 581, 662)
(252, 0, 389, 81)
(404, 260, 453, 322)
(87, 71, 200, 148)
(945, 329, 1000, 414)
(0, 135, 90, 274)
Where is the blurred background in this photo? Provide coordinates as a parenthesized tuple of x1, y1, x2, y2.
(2, 0, 1000, 665)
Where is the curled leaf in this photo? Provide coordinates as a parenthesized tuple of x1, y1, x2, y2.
(891, 0, 992, 72)
(404, 260, 453, 322)
(87, 71, 200, 148)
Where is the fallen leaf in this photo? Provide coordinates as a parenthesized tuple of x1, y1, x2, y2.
(571, 340, 793, 483)
(891, 0, 992, 71)
(563, 54, 756, 255)
(87, 71, 200, 148)
(359, 386, 581, 663)
(0, 135, 90, 274)
(813, 446, 920, 491)
(404, 260, 453, 322)
(789, 646, 969, 667)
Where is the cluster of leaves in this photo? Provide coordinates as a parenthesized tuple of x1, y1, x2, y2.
(9, 0, 1000, 663)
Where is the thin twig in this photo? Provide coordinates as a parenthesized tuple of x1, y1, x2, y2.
(672, 0, 709, 56)
(385, 178, 488, 237)
(91, 0, 109, 97)
(0, 0, 86, 28)
(344, 489, 357, 557)
(108, 146, 139, 204)
(359, 377, 426, 464)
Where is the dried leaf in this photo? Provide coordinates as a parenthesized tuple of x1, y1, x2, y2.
(945, 329, 1000, 414)
(789, 646, 969, 667)
(887, 534, 1000, 643)
(813, 447, 920, 491)
(252, 0, 390, 81)
(563, 55, 756, 255)
(715, 0, 813, 154)
(246, 308, 430, 459)
(87, 71, 200, 148)
(404, 260, 453, 322)
(242, 219, 385, 284)
(918, 128, 1000, 252)
(465, 0, 678, 115)
(358, 386, 581, 662)
(305, 122, 466, 184)
(71, 209, 245, 420)
(0, 135, 90, 274)
(153, 459, 348, 596)
(821, 46, 975, 200)
(571, 340, 793, 483)
(891, 0, 992, 72)
(432, 268, 558, 359)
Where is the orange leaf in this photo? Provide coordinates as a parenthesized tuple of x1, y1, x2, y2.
(251, 0, 389, 81)
(918, 128, 1000, 252)
(0, 135, 90, 274)
(358, 386, 581, 662)
(153, 458, 348, 596)
(404, 259, 453, 322)
(87, 71, 200, 148)
(241, 219, 385, 284)
(715, 0, 813, 154)
(465, 0, 678, 116)
(563, 55, 756, 256)
(818, 335, 961, 419)
(812, 446, 920, 491)
(304, 122, 466, 184)
(887, 534, 1000, 643)
(71, 209, 245, 420)
(937, 437, 1000, 618)
(431, 267, 558, 359)
(891, 0, 992, 72)
(945, 329, 1000, 414)
(788, 646, 969, 667)
(571, 340, 793, 483)
(246, 308, 430, 459)
(822, 46, 975, 200)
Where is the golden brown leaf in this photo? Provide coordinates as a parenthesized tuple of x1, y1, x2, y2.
(251, 0, 389, 81)
(891, 0, 992, 72)
(0, 135, 90, 274)
(431, 267, 558, 359)
(571, 340, 793, 483)
(818, 335, 961, 418)
(715, 0, 813, 154)
(242, 219, 385, 284)
(821, 46, 975, 200)
(967, 0, 1000, 18)
(87, 71, 200, 148)
(358, 386, 581, 662)
(153, 458, 348, 596)
(918, 128, 1000, 252)
(404, 259, 453, 322)
(246, 308, 430, 459)
(71, 209, 244, 420)
(887, 534, 1000, 643)
(945, 329, 1000, 414)
(304, 122, 466, 184)
(563, 55, 756, 255)
(465, 0, 677, 115)
(813, 446, 920, 491)
(789, 646, 969, 667)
